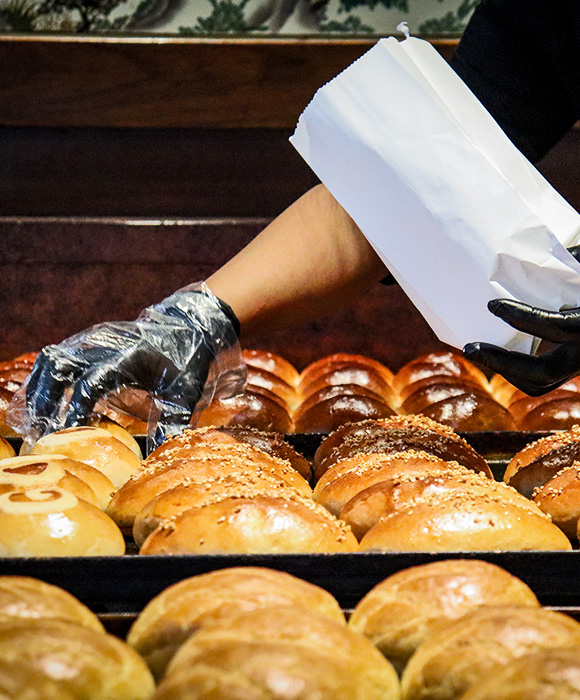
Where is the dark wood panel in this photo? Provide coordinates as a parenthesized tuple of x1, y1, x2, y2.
(0, 217, 446, 369)
(0, 36, 458, 129)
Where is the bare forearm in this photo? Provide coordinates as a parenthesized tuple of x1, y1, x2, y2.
(206, 185, 388, 336)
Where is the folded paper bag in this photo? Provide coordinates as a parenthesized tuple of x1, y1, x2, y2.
(290, 35, 580, 352)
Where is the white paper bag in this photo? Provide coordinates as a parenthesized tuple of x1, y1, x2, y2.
(290, 36, 580, 352)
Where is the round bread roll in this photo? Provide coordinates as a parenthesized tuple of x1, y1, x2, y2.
(294, 383, 391, 422)
(108, 441, 311, 532)
(93, 387, 152, 436)
(0, 575, 104, 632)
(132, 475, 309, 547)
(0, 437, 15, 460)
(459, 646, 580, 700)
(165, 606, 399, 697)
(0, 455, 100, 508)
(517, 395, 580, 431)
(504, 427, 580, 498)
(358, 492, 572, 552)
(299, 353, 394, 389)
(0, 658, 78, 700)
(489, 373, 520, 406)
(127, 566, 345, 680)
(400, 606, 580, 700)
(294, 393, 396, 434)
(139, 492, 357, 555)
(532, 464, 580, 538)
(340, 469, 543, 540)
(299, 365, 397, 406)
(245, 365, 298, 409)
(197, 390, 293, 433)
(25, 426, 142, 489)
(0, 388, 17, 438)
(348, 559, 540, 675)
(419, 391, 517, 431)
(393, 351, 488, 393)
(313, 450, 477, 516)
(0, 618, 154, 700)
(312, 415, 490, 481)
(400, 380, 486, 414)
(89, 417, 143, 457)
(0, 488, 125, 557)
(242, 349, 301, 387)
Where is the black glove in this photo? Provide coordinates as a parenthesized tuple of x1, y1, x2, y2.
(8, 282, 246, 446)
(463, 246, 580, 396)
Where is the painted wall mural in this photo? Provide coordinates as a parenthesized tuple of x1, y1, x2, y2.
(0, 0, 479, 36)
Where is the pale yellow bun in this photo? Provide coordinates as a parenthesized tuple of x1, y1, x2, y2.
(0, 575, 104, 632)
(127, 566, 345, 680)
(165, 606, 399, 696)
(0, 488, 125, 557)
(89, 416, 143, 457)
(0, 658, 77, 699)
(313, 450, 477, 516)
(401, 606, 580, 700)
(340, 469, 543, 540)
(140, 492, 357, 555)
(504, 426, 580, 497)
(460, 646, 580, 700)
(358, 492, 572, 552)
(312, 414, 489, 481)
(348, 559, 539, 674)
(0, 618, 154, 700)
(132, 474, 305, 547)
(108, 442, 311, 532)
(0, 437, 15, 460)
(0, 455, 100, 508)
(242, 348, 301, 387)
(26, 426, 142, 489)
(532, 463, 580, 538)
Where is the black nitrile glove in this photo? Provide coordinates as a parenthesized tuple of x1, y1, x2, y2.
(8, 282, 246, 446)
(463, 246, 580, 396)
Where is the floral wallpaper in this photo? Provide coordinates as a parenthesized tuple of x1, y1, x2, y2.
(0, 0, 479, 36)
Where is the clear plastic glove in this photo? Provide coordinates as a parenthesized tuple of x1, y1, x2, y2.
(463, 246, 580, 396)
(7, 282, 246, 447)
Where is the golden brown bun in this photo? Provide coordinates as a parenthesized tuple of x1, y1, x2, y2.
(358, 492, 572, 552)
(0, 488, 125, 557)
(245, 366, 298, 409)
(0, 618, 154, 700)
(163, 606, 399, 698)
(294, 383, 390, 421)
(312, 415, 490, 481)
(127, 567, 345, 681)
(0, 388, 17, 438)
(94, 387, 151, 435)
(0, 438, 15, 460)
(132, 476, 309, 547)
(505, 426, 580, 498)
(0, 575, 104, 632)
(299, 353, 394, 389)
(0, 658, 78, 699)
(294, 393, 396, 434)
(0, 455, 100, 508)
(197, 389, 294, 433)
(489, 373, 521, 406)
(313, 450, 478, 516)
(242, 349, 301, 387)
(516, 395, 580, 431)
(400, 379, 485, 412)
(299, 365, 396, 406)
(139, 492, 357, 555)
(25, 426, 142, 489)
(88, 416, 143, 457)
(340, 469, 543, 540)
(532, 464, 580, 538)
(348, 559, 540, 675)
(460, 646, 580, 700)
(401, 606, 580, 700)
(108, 441, 311, 531)
(419, 391, 517, 431)
(393, 351, 489, 394)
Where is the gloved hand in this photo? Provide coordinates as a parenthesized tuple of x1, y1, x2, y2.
(7, 282, 246, 446)
(463, 246, 580, 396)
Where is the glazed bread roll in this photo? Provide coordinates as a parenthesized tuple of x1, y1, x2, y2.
(197, 390, 294, 433)
(532, 464, 580, 538)
(0, 437, 15, 460)
(348, 559, 540, 674)
(294, 392, 396, 434)
(163, 606, 400, 699)
(392, 351, 488, 394)
(358, 492, 572, 552)
(400, 606, 580, 700)
(0, 618, 154, 700)
(0, 658, 79, 699)
(340, 469, 543, 540)
(26, 426, 142, 489)
(418, 391, 517, 431)
(127, 566, 345, 679)
(400, 378, 485, 412)
(313, 450, 477, 516)
(139, 491, 357, 555)
(108, 441, 311, 532)
(299, 353, 394, 391)
(242, 348, 301, 387)
(89, 417, 143, 457)
(504, 426, 580, 498)
(132, 475, 310, 547)
(312, 415, 490, 481)
(0, 575, 104, 632)
(0, 488, 125, 557)
(245, 365, 299, 409)
(459, 646, 580, 700)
